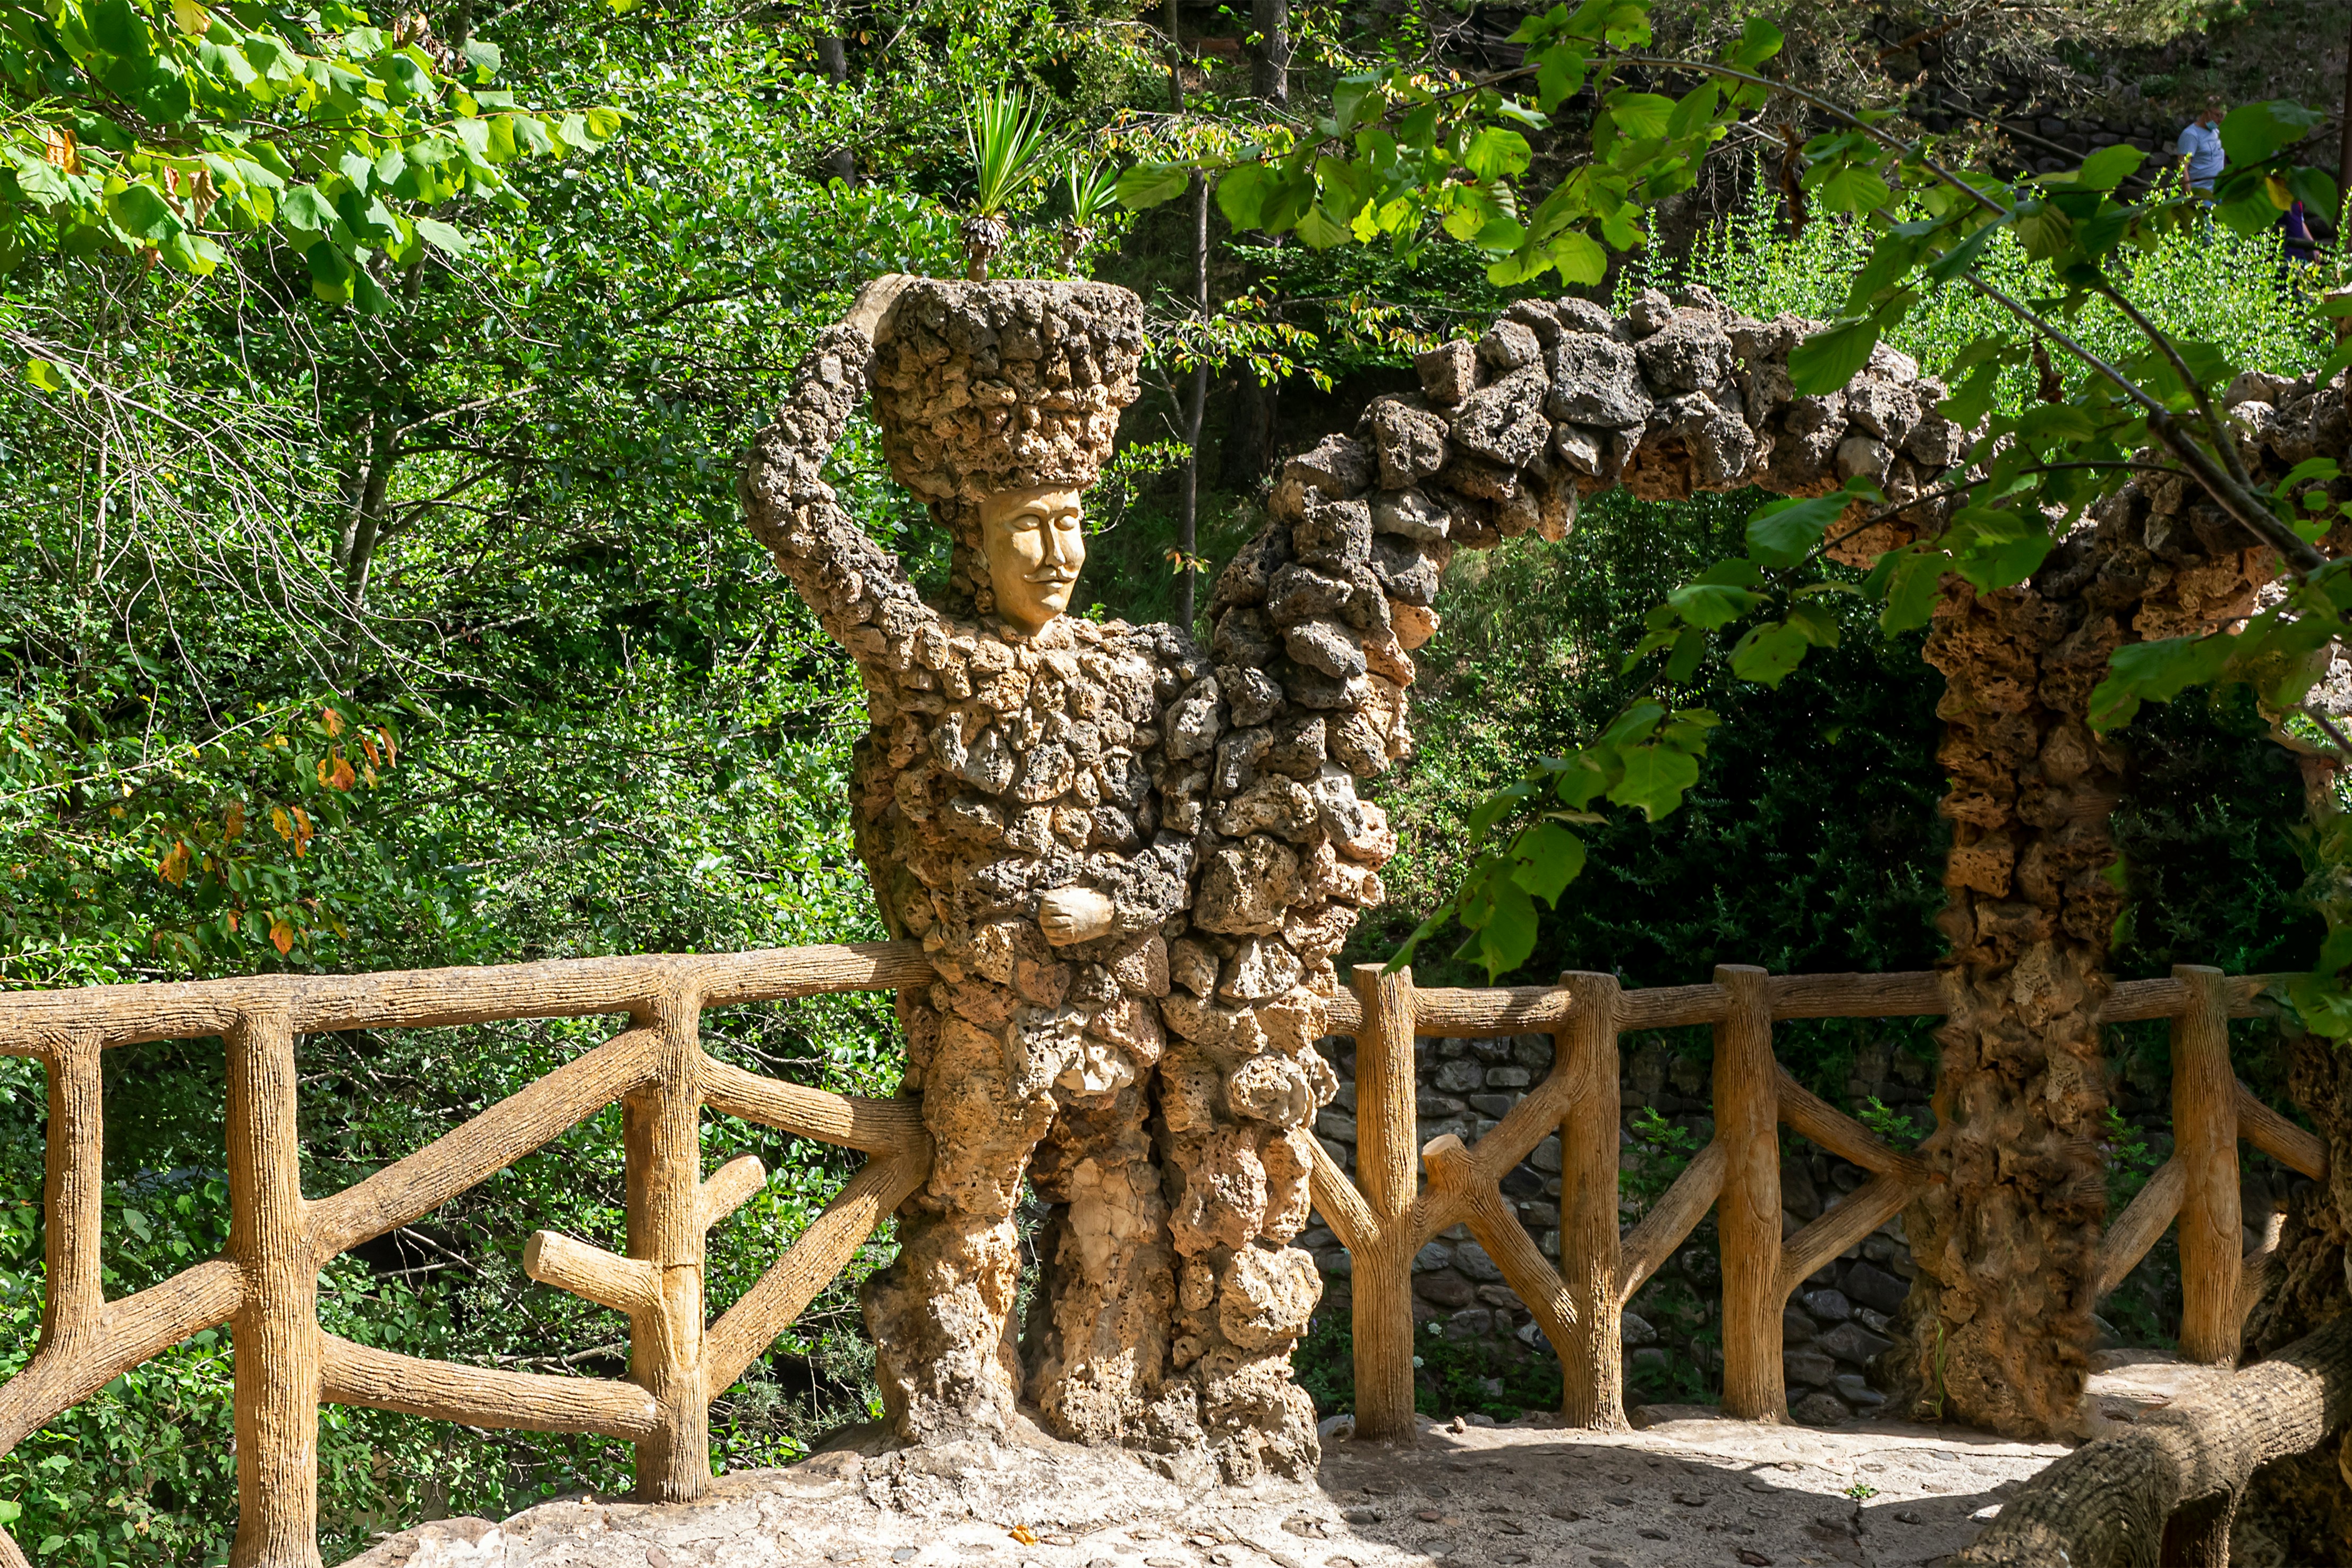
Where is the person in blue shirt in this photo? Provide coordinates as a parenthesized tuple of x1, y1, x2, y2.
(2178, 99, 2226, 199)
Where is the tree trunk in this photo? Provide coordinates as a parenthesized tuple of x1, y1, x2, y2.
(1220, 0, 1285, 491)
(336, 412, 397, 607)
(1250, 0, 1290, 106)
(1885, 570, 2129, 1436)
(1176, 173, 1207, 632)
(816, 30, 855, 186)
(1222, 368, 1279, 490)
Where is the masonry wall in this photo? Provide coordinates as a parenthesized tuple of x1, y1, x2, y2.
(1304, 1024, 1937, 1425)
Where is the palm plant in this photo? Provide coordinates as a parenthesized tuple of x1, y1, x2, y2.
(960, 87, 1059, 281)
(1060, 160, 1119, 270)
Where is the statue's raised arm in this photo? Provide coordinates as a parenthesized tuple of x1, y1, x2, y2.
(738, 275, 941, 676)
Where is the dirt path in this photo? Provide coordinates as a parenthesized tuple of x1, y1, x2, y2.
(343, 1356, 2219, 1568)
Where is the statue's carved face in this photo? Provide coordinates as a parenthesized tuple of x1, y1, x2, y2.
(979, 484, 1086, 634)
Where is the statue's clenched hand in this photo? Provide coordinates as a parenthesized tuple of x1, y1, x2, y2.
(1037, 887, 1117, 947)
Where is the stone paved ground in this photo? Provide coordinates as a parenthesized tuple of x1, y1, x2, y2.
(344, 1354, 2225, 1568)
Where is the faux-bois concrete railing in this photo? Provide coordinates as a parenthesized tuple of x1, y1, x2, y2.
(0, 946, 2323, 1567)
(1309, 961, 2327, 1438)
(0, 942, 936, 1568)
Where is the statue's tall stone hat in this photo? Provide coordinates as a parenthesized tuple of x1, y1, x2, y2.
(866, 278, 1146, 615)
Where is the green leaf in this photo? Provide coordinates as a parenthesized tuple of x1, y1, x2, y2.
(1729, 621, 1810, 687)
(461, 37, 502, 74)
(1535, 43, 1587, 110)
(1215, 164, 1272, 230)
(1788, 318, 1879, 396)
(2016, 404, 2096, 448)
(1810, 161, 1890, 214)
(1461, 877, 1539, 979)
(23, 358, 75, 394)
(1115, 162, 1190, 210)
(2075, 143, 2146, 191)
(1786, 601, 1842, 647)
(413, 215, 468, 253)
(1294, 201, 1350, 249)
(1548, 229, 1605, 285)
(278, 183, 337, 235)
(1844, 231, 1923, 311)
(1601, 701, 1667, 747)
(303, 238, 353, 301)
(1331, 73, 1380, 129)
(0, 1501, 19, 1526)
(89, 0, 154, 57)
(1606, 92, 1674, 140)
(1726, 16, 1783, 67)
(1940, 358, 2003, 430)
(1923, 220, 1999, 286)
(2087, 633, 2236, 730)
(1510, 821, 1586, 904)
(1666, 82, 1720, 141)
(1746, 487, 1858, 567)
(2012, 202, 2073, 261)
(2220, 100, 2327, 166)
(1463, 127, 1533, 181)
(1663, 623, 1706, 683)
(1666, 581, 1762, 630)
(1865, 547, 1948, 633)
(105, 183, 180, 243)
(1607, 743, 1700, 822)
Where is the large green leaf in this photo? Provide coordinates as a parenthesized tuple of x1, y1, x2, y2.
(1606, 92, 1674, 140)
(1115, 162, 1189, 210)
(1463, 127, 1532, 182)
(1510, 821, 1586, 904)
(1788, 318, 1878, 396)
(1607, 744, 1700, 822)
(1745, 487, 1860, 567)
(88, 0, 154, 57)
(2075, 143, 2145, 191)
(1549, 229, 1605, 284)
(105, 184, 180, 242)
(2221, 100, 2327, 166)
(1809, 161, 1889, 214)
(1728, 620, 1810, 687)
(1215, 164, 1272, 230)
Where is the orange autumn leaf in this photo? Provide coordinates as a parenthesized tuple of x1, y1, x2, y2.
(378, 726, 398, 765)
(223, 800, 246, 840)
(322, 706, 345, 737)
(359, 730, 381, 766)
(225, 909, 239, 933)
(291, 806, 314, 855)
(269, 918, 294, 955)
(271, 806, 293, 841)
(157, 841, 191, 886)
(317, 750, 356, 790)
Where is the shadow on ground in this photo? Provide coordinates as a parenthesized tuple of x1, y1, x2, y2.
(339, 1403, 2075, 1568)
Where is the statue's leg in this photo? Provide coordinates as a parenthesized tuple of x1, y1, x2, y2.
(1024, 1075, 1173, 1446)
(1153, 1013, 1331, 1482)
(862, 988, 1057, 1443)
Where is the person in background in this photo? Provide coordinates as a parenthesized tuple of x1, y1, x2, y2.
(2177, 98, 2226, 200)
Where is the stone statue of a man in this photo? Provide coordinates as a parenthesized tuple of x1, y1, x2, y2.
(740, 276, 1396, 1481)
(743, 269, 1961, 1479)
